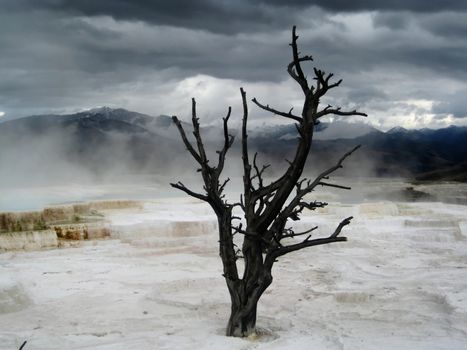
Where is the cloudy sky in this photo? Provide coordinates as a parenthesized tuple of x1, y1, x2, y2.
(1, 0, 467, 130)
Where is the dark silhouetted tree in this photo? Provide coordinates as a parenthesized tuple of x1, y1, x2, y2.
(171, 26, 366, 337)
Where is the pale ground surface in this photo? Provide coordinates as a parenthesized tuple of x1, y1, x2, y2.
(1, 181, 467, 349)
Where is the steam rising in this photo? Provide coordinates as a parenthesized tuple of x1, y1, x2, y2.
(1, 107, 463, 212)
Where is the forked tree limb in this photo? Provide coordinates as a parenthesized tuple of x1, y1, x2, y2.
(306, 145, 361, 191)
(281, 225, 318, 239)
(171, 100, 237, 201)
(289, 26, 310, 94)
(251, 153, 270, 189)
(313, 68, 342, 98)
(316, 105, 367, 119)
(265, 216, 353, 268)
(170, 181, 208, 201)
(252, 98, 302, 122)
(287, 55, 313, 84)
(274, 145, 360, 230)
(330, 216, 353, 238)
(172, 116, 202, 164)
(217, 107, 234, 177)
(190, 98, 209, 167)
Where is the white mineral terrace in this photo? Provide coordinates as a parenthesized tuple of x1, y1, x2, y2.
(1, 194, 467, 349)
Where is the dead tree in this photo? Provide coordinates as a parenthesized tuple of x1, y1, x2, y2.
(171, 26, 367, 337)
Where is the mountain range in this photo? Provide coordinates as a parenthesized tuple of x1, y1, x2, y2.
(1, 107, 466, 185)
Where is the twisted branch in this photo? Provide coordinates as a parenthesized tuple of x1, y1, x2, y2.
(252, 98, 301, 122)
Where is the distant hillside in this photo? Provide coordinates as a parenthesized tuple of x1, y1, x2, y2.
(248, 123, 467, 179)
(0, 107, 185, 185)
(415, 162, 467, 182)
(1, 107, 467, 185)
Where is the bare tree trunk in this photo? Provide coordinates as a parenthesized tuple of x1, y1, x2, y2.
(225, 268, 272, 336)
(226, 294, 258, 337)
(226, 237, 272, 337)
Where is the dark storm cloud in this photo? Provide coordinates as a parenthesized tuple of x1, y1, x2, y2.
(11, 0, 302, 35)
(15, 0, 467, 30)
(281, 0, 467, 12)
(12, 0, 467, 37)
(418, 12, 467, 38)
(1, 0, 467, 128)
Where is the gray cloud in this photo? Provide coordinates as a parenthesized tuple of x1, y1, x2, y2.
(293, 0, 467, 12)
(372, 12, 411, 30)
(346, 87, 387, 105)
(11, 0, 303, 35)
(15, 1, 467, 32)
(0, 0, 467, 129)
(418, 12, 467, 38)
(432, 90, 467, 119)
